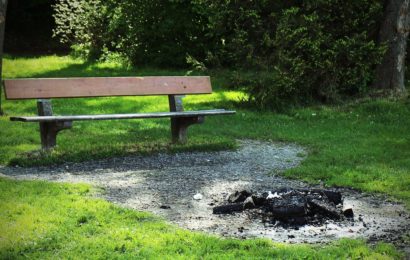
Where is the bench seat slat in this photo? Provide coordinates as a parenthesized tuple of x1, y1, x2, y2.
(10, 110, 235, 122)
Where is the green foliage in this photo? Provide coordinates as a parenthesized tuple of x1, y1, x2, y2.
(193, 0, 288, 68)
(218, 1, 386, 109)
(227, 70, 295, 111)
(53, 0, 207, 67)
(117, 0, 208, 67)
(53, 0, 119, 59)
(271, 1, 386, 105)
(52, 0, 387, 108)
(0, 178, 404, 258)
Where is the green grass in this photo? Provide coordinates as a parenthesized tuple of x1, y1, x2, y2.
(0, 177, 402, 259)
(1, 55, 410, 210)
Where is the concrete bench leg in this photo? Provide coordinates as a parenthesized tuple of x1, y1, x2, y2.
(37, 99, 72, 150)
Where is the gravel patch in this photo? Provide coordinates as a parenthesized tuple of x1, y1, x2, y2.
(1, 140, 409, 250)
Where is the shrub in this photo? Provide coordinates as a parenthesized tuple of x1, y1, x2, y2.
(53, 0, 208, 67)
(117, 0, 208, 67)
(53, 0, 121, 59)
(194, 1, 292, 68)
(53, 0, 387, 108)
(243, 1, 385, 109)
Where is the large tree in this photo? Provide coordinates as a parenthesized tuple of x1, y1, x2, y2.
(0, 0, 7, 115)
(373, 0, 410, 97)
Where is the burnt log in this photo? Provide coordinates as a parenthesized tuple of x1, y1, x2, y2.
(251, 193, 267, 206)
(308, 199, 342, 219)
(213, 203, 244, 214)
(243, 196, 255, 209)
(322, 190, 342, 205)
(269, 196, 307, 218)
(343, 208, 354, 218)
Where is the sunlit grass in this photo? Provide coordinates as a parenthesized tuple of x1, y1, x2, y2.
(2, 55, 84, 79)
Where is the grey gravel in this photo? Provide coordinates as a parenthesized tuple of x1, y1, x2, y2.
(1, 140, 409, 252)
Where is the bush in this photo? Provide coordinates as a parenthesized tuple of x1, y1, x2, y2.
(53, 0, 387, 108)
(53, 0, 120, 59)
(53, 0, 207, 67)
(117, 0, 208, 67)
(228, 70, 293, 111)
(239, 1, 385, 109)
(271, 2, 385, 103)
(194, 1, 301, 69)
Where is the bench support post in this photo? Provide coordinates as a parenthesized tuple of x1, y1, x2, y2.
(168, 95, 204, 143)
(37, 99, 72, 150)
(171, 116, 205, 143)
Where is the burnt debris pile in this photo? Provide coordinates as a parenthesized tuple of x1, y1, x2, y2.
(213, 188, 353, 226)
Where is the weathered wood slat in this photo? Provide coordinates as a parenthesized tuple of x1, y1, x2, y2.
(10, 109, 235, 122)
(4, 76, 212, 99)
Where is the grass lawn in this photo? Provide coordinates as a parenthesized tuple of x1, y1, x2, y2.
(0, 55, 409, 258)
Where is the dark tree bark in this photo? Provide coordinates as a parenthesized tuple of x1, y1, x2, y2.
(0, 0, 7, 115)
(372, 0, 410, 97)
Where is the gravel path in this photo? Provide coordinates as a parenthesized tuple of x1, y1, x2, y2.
(1, 140, 409, 250)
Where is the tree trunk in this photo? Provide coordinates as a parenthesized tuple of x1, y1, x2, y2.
(372, 0, 410, 97)
(0, 0, 7, 115)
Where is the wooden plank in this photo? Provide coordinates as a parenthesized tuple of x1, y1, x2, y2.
(10, 109, 236, 122)
(4, 76, 212, 99)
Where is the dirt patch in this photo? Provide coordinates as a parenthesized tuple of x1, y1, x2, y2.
(1, 140, 409, 250)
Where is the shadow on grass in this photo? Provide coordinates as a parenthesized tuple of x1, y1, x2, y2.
(20, 59, 201, 78)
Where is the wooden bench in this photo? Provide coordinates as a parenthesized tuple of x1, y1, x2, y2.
(4, 76, 235, 149)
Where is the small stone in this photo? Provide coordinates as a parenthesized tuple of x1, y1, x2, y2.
(193, 193, 203, 200)
(160, 205, 171, 209)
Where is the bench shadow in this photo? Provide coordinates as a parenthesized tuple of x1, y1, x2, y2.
(17, 60, 195, 78)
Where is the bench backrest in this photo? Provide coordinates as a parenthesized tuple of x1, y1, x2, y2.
(4, 76, 212, 100)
